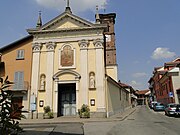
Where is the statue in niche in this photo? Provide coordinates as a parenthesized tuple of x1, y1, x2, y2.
(40, 74, 46, 90)
(89, 72, 95, 89)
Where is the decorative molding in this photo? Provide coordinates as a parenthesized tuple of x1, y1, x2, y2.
(46, 41, 56, 51)
(53, 70, 81, 81)
(32, 42, 42, 52)
(93, 38, 104, 48)
(78, 39, 89, 49)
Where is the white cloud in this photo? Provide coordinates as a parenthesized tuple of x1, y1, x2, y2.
(132, 72, 147, 78)
(151, 47, 176, 60)
(34, 0, 108, 13)
(130, 80, 143, 90)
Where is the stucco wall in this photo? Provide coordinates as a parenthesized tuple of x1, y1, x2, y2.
(172, 71, 180, 104)
(1, 38, 33, 113)
(107, 79, 130, 117)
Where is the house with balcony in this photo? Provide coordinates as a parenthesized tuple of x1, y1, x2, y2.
(0, 35, 33, 118)
(148, 58, 180, 105)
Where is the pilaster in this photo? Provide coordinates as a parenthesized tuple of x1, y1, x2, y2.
(78, 39, 89, 105)
(93, 38, 106, 112)
(31, 42, 42, 116)
(45, 41, 56, 109)
(31, 42, 42, 96)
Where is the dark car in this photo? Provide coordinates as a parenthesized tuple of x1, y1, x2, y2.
(153, 102, 165, 111)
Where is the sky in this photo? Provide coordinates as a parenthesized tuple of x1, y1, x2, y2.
(0, 0, 180, 90)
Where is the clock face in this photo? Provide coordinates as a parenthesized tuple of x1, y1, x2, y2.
(105, 35, 111, 42)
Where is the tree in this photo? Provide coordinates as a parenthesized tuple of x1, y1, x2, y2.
(0, 76, 26, 135)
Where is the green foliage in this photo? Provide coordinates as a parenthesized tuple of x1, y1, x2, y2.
(47, 112, 54, 118)
(0, 76, 26, 135)
(43, 106, 54, 119)
(43, 106, 51, 113)
(78, 104, 90, 118)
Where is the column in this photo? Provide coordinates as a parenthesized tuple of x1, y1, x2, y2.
(30, 42, 42, 117)
(78, 39, 89, 105)
(94, 38, 106, 112)
(46, 42, 56, 109)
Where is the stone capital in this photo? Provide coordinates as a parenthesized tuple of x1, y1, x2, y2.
(32, 42, 42, 52)
(46, 41, 56, 52)
(78, 39, 89, 50)
(93, 38, 104, 49)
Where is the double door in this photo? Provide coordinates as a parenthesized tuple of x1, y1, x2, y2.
(58, 83, 76, 116)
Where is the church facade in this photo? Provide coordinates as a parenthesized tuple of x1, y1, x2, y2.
(0, 5, 131, 119)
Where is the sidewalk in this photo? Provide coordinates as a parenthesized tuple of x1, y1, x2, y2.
(19, 107, 136, 125)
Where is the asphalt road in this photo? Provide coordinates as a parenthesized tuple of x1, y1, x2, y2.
(19, 106, 180, 135)
(84, 106, 180, 135)
(20, 123, 84, 135)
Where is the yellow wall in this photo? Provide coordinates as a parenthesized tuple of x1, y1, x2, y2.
(38, 91, 46, 113)
(107, 79, 130, 116)
(88, 90, 97, 112)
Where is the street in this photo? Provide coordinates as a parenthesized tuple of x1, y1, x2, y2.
(20, 106, 180, 135)
(20, 123, 84, 135)
(84, 106, 180, 135)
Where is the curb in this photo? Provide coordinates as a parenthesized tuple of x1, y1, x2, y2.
(19, 108, 136, 126)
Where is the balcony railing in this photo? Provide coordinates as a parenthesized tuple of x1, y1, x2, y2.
(8, 81, 29, 92)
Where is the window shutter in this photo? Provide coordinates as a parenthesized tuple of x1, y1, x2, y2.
(14, 71, 24, 90)
(18, 72, 24, 89)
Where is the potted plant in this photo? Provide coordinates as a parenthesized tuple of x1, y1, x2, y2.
(78, 104, 90, 118)
(43, 106, 54, 119)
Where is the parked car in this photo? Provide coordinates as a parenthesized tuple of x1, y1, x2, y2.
(153, 102, 165, 111)
(175, 104, 180, 117)
(164, 103, 178, 116)
(149, 101, 157, 109)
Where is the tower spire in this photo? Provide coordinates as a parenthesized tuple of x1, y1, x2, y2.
(65, 0, 72, 13)
(36, 11, 42, 28)
(95, 5, 100, 24)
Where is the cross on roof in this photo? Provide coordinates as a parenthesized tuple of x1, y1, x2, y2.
(65, 0, 70, 7)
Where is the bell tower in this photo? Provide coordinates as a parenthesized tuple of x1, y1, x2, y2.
(99, 13, 116, 66)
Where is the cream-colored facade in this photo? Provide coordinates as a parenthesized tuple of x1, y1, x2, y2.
(27, 7, 130, 118)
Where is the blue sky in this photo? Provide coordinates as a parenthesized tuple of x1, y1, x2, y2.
(0, 0, 180, 90)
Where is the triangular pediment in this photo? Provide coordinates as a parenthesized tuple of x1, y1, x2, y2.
(41, 12, 94, 31)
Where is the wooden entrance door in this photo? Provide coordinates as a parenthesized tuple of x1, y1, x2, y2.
(11, 97, 23, 118)
(58, 83, 76, 116)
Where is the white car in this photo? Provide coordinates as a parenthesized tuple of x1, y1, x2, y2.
(164, 103, 178, 116)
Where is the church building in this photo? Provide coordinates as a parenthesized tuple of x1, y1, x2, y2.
(0, 2, 131, 119)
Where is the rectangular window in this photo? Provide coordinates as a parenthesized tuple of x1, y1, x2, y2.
(14, 71, 24, 90)
(16, 50, 24, 60)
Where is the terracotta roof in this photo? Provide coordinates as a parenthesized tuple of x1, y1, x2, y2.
(118, 82, 131, 88)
